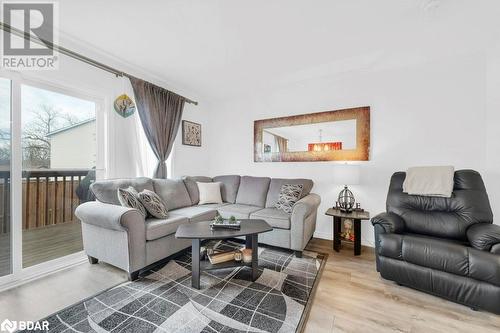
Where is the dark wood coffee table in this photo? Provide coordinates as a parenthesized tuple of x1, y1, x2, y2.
(175, 219, 272, 289)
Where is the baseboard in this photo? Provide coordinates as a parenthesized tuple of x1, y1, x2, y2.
(313, 231, 333, 240)
(0, 252, 87, 293)
(313, 231, 374, 248)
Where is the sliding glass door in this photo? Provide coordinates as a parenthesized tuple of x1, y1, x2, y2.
(21, 84, 97, 268)
(0, 74, 102, 285)
(0, 78, 11, 277)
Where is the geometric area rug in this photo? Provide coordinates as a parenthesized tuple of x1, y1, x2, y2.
(25, 240, 326, 333)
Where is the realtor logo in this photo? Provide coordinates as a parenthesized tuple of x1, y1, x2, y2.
(1, 1, 59, 70)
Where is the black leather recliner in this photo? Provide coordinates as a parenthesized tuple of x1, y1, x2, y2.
(372, 170, 500, 314)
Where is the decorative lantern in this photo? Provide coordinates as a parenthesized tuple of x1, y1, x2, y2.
(338, 185, 355, 213)
(333, 164, 360, 213)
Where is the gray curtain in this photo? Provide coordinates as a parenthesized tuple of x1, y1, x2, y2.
(129, 77, 185, 178)
(275, 135, 288, 153)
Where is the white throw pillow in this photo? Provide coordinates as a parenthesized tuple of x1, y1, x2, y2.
(197, 182, 223, 204)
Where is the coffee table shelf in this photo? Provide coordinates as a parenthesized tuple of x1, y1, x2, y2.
(200, 260, 251, 271)
(176, 219, 272, 289)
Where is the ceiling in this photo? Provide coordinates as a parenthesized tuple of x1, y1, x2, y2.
(57, 0, 500, 101)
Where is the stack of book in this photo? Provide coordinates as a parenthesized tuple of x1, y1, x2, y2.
(207, 251, 237, 264)
(210, 220, 241, 230)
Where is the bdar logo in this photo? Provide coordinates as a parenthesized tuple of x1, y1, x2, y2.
(0, 319, 16, 333)
(0, 319, 49, 332)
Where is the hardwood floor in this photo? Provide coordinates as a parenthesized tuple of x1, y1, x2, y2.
(0, 261, 127, 323)
(303, 238, 500, 333)
(0, 237, 499, 332)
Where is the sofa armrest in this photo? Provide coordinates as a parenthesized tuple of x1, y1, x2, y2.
(291, 193, 321, 221)
(76, 201, 147, 273)
(467, 223, 500, 252)
(290, 193, 321, 251)
(75, 201, 145, 232)
(371, 212, 405, 234)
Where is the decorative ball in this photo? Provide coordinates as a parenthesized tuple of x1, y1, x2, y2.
(338, 186, 355, 212)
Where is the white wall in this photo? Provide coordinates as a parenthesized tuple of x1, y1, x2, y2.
(170, 102, 212, 178)
(205, 53, 490, 246)
(485, 45, 500, 222)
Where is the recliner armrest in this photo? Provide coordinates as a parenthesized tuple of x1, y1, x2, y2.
(467, 223, 500, 252)
(371, 212, 405, 234)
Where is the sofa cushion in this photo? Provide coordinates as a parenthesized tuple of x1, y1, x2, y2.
(91, 177, 153, 205)
(198, 203, 231, 209)
(198, 182, 223, 204)
(265, 178, 313, 208)
(153, 179, 192, 210)
(402, 235, 469, 277)
(379, 234, 470, 277)
(250, 207, 290, 230)
(217, 204, 263, 219)
(213, 175, 241, 203)
(182, 176, 212, 205)
(146, 216, 188, 241)
(235, 176, 271, 207)
(168, 206, 218, 223)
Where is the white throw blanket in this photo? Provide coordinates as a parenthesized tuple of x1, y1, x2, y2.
(402, 166, 454, 197)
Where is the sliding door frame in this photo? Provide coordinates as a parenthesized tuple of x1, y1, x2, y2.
(0, 70, 106, 291)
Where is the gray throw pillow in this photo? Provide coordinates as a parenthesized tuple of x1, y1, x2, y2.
(138, 189, 169, 219)
(275, 184, 304, 214)
(117, 187, 147, 218)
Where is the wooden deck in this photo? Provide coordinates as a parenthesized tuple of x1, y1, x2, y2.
(0, 221, 83, 275)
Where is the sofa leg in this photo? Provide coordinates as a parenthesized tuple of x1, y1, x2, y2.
(128, 271, 140, 281)
(295, 251, 303, 258)
(88, 256, 98, 264)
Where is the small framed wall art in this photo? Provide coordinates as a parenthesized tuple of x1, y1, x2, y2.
(182, 120, 202, 146)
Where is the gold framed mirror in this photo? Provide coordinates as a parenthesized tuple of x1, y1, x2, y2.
(254, 106, 370, 162)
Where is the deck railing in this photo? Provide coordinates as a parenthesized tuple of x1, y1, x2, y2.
(0, 169, 91, 234)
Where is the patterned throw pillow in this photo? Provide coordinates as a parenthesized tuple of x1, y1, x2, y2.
(117, 187, 147, 218)
(275, 184, 304, 214)
(138, 189, 169, 219)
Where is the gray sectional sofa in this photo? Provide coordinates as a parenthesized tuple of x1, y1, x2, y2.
(75, 175, 321, 280)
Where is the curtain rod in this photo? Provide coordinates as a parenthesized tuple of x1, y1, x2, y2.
(0, 22, 198, 105)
